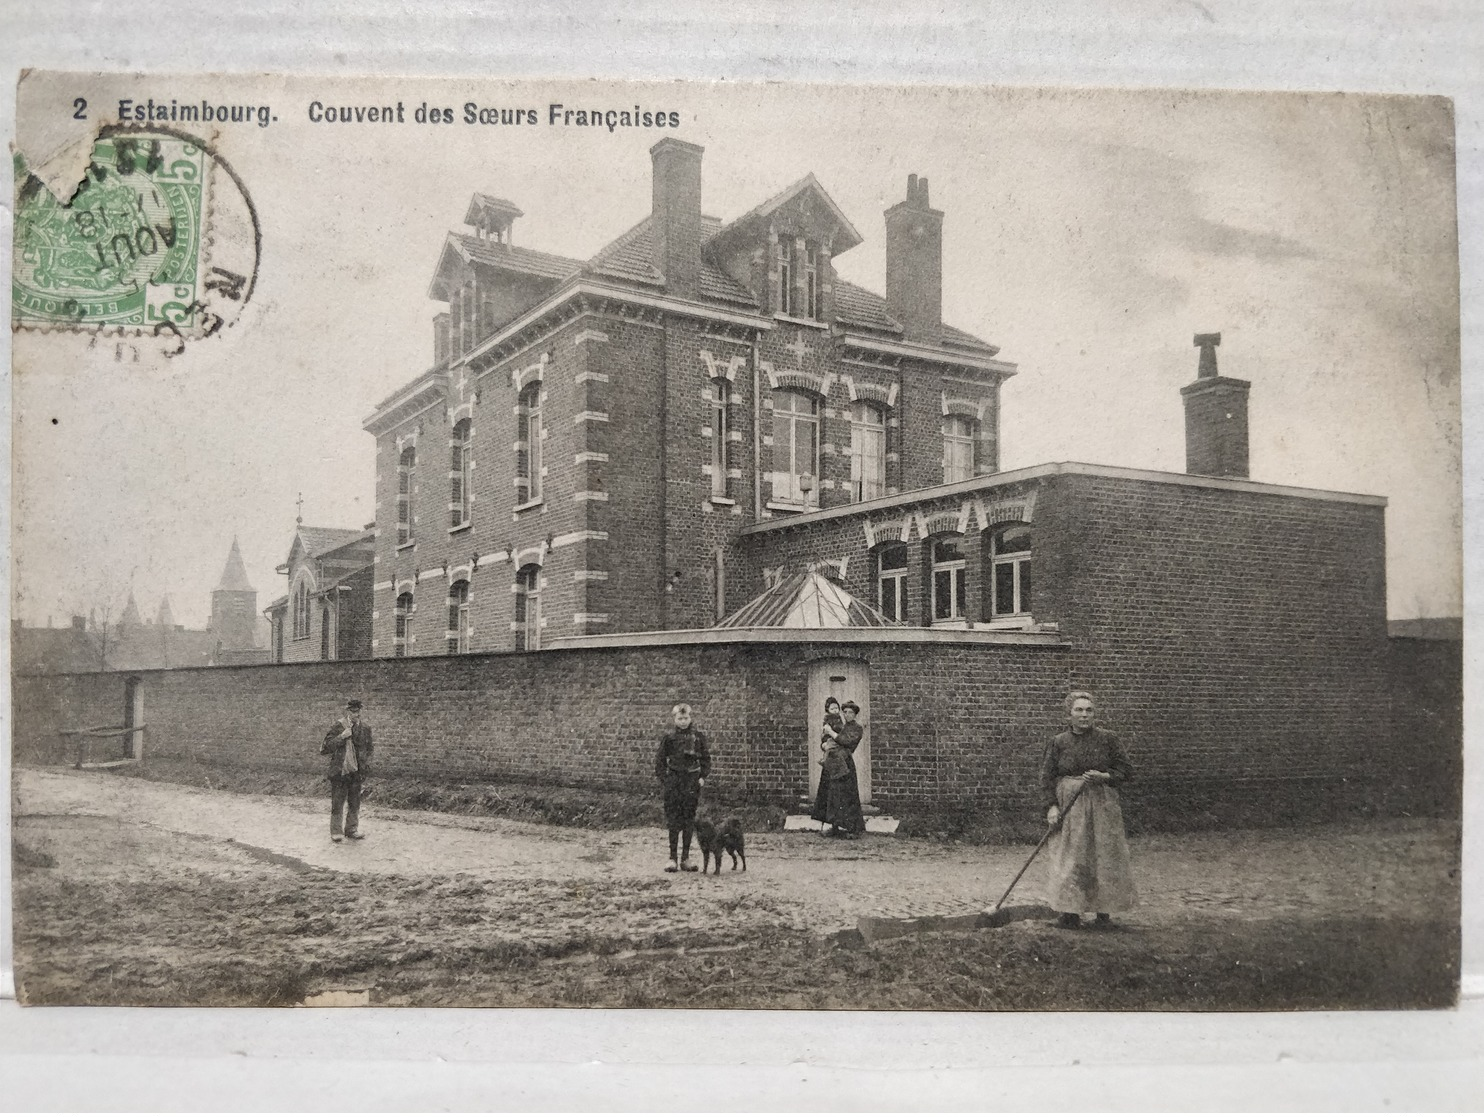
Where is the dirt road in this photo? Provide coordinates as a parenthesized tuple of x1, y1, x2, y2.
(15, 766, 1457, 931)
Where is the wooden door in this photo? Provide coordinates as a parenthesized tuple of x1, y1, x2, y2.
(806, 658, 871, 802)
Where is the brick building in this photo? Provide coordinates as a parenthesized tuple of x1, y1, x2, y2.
(363, 143, 1010, 656)
(19, 143, 1452, 824)
(264, 522, 375, 663)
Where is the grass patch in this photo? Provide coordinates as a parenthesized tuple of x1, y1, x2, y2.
(108, 755, 792, 833)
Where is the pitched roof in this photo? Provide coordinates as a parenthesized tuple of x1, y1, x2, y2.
(216, 536, 255, 592)
(451, 233, 583, 281)
(832, 279, 1000, 355)
(12, 626, 107, 675)
(585, 215, 758, 306)
(108, 624, 216, 671)
(715, 569, 896, 629)
(705, 173, 864, 256)
(296, 526, 371, 560)
(833, 279, 904, 334)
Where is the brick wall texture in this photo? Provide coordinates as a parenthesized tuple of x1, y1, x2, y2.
(14, 629, 1456, 819)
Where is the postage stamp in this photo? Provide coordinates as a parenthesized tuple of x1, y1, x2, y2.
(13, 130, 209, 329)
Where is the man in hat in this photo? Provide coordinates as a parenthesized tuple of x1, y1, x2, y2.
(322, 698, 373, 842)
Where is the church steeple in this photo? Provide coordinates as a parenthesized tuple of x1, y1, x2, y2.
(210, 537, 258, 652)
(120, 591, 143, 628)
(216, 536, 255, 593)
(156, 595, 176, 628)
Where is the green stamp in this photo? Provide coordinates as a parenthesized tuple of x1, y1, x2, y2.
(13, 132, 208, 329)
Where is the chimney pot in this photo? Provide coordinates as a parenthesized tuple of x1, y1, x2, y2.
(884, 173, 945, 341)
(649, 138, 704, 299)
(1181, 331, 1251, 479)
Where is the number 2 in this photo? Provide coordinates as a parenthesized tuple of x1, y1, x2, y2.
(73, 98, 87, 120)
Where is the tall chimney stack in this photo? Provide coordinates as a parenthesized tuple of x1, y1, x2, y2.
(884, 174, 944, 343)
(649, 138, 704, 300)
(1181, 332, 1251, 479)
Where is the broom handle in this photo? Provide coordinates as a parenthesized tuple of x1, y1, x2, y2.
(991, 778, 1089, 912)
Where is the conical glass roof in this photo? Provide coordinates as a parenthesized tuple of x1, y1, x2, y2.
(714, 568, 895, 629)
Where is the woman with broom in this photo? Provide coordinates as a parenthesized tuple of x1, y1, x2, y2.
(1041, 690, 1137, 929)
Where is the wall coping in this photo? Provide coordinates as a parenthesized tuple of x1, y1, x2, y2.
(740, 460, 1388, 535)
(546, 627, 1071, 649)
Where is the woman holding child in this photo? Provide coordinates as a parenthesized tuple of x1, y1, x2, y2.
(811, 697, 866, 838)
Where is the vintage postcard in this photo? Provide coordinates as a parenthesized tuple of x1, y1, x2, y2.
(9, 73, 1462, 1009)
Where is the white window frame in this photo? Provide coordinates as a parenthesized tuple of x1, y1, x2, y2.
(516, 565, 542, 651)
(804, 244, 821, 320)
(850, 401, 887, 502)
(772, 388, 820, 507)
(775, 240, 794, 315)
(518, 384, 543, 504)
(447, 579, 470, 654)
(876, 543, 908, 622)
(931, 536, 967, 624)
(450, 419, 472, 529)
(991, 523, 1032, 620)
(292, 579, 311, 640)
(943, 414, 977, 484)
(394, 591, 413, 657)
(397, 445, 416, 545)
(710, 378, 730, 499)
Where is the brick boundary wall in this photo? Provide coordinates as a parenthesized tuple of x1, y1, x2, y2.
(12, 631, 1456, 821)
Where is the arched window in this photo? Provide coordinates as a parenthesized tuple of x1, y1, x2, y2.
(515, 565, 541, 651)
(292, 578, 312, 640)
(517, 383, 543, 504)
(446, 579, 470, 654)
(450, 418, 472, 528)
(943, 415, 977, 484)
(930, 535, 967, 624)
(397, 445, 416, 545)
(394, 591, 413, 657)
(874, 542, 909, 622)
(991, 523, 1032, 619)
(850, 401, 887, 502)
(772, 388, 820, 507)
(710, 378, 730, 499)
(320, 604, 332, 660)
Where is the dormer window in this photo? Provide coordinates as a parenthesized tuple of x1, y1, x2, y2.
(775, 241, 793, 315)
(804, 245, 821, 319)
(775, 239, 824, 320)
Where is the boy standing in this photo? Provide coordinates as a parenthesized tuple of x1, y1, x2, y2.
(654, 704, 711, 872)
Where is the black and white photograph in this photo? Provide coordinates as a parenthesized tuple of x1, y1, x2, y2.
(8, 73, 1463, 1013)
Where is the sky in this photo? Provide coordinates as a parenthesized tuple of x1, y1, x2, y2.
(11, 78, 1461, 629)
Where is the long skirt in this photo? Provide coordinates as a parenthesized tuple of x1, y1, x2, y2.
(811, 757, 866, 834)
(1045, 776, 1137, 914)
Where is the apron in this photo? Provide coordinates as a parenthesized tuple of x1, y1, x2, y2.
(1044, 775, 1138, 913)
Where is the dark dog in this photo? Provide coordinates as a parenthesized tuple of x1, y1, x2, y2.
(694, 817, 747, 875)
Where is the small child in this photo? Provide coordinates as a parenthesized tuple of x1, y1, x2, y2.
(821, 696, 844, 748)
(818, 696, 849, 783)
(654, 703, 712, 872)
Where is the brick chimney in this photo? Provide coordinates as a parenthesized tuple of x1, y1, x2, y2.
(650, 138, 704, 300)
(884, 174, 944, 343)
(1181, 333, 1251, 479)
